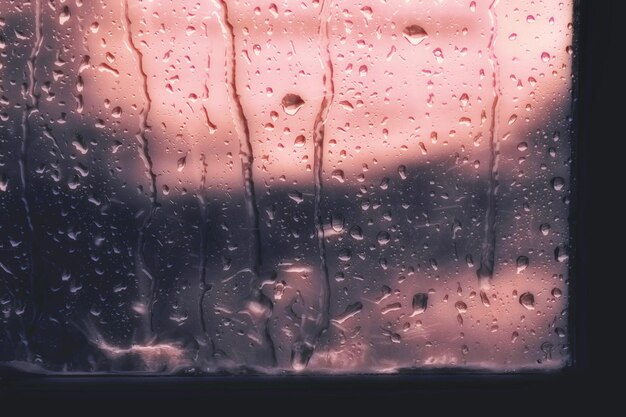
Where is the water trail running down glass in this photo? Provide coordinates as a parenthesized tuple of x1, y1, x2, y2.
(291, 0, 334, 371)
(198, 153, 211, 347)
(212, 0, 277, 367)
(477, 0, 502, 290)
(19, 0, 44, 353)
(122, 0, 159, 339)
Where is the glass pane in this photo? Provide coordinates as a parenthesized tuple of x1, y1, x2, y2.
(0, 0, 574, 373)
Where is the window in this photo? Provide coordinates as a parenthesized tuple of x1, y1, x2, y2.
(0, 0, 575, 374)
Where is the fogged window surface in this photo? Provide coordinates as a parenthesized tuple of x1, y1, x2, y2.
(0, 0, 574, 373)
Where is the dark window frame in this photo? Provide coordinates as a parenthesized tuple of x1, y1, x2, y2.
(1, 0, 606, 409)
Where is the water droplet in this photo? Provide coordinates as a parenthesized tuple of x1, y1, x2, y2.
(551, 177, 565, 191)
(291, 342, 313, 371)
(541, 52, 551, 62)
(176, 154, 187, 172)
(551, 287, 562, 298)
(382, 302, 402, 315)
(59, 6, 71, 25)
(332, 301, 363, 324)
(288, 191, 304, 204)
(281, 94, 305, 115)
(349, 226, 363, 240)
(0, 174, 8, 192)
(555, 245, 569, 262)
(540, 223, 551, 235)
(411, 293, 428, 316)
(331, 214, 344, 232)
(516, 256, 529, 274)
(460, 93, 469, 107)
(433, 48, 444, 63)
(338, 248, 352, 261)
(402, 25, 428, 45)
(480, 291, 490, 307)
(519, 292, 535, 310)
(360, 6, 373, 21)
(294, 135, 306, 147)
(377, 231, 390, 245)
(398, 165, 407, 180)
(455, 301, 467, 313)
(541, 342, 554, 359)
(331, 169, 345, 183)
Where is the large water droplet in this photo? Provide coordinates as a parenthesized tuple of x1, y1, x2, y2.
(281, 94, 305, 115)
(294, 135, 306, 147)
(402, 25, 428, 45)
(519, 292, 535, 310)
(411, 293, 428, 316)
(455, 301, 467, 313)
(349, 225, 363, 240)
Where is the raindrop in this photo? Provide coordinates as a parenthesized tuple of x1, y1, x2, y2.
(332, 302, 363, 324)
(402, 25, 428, 45)
(281, 94, 305, 115)
(516, 256, 529, 274)
(294, 135, 306, 147)
(338, 248, 352, 261)
(460, 93, 469, 107)
(331, 169, 345, 183)
(555, 245, 569, 262)
(331, 214, 344, 232)
(480, 291, 490, 307)
(288, 191, 304, 204)
(551, 177, 565, 191)
(519, 292, 535, 310)
(59, 6, 71, 25)
(377, 231, 390, 245)
(349, 226, 363, 240)
(398, 165, 407, 180)
(176, 155, 187, 172)
(411, 293, 428, 316)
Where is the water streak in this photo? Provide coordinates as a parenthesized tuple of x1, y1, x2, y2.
(477, 0, 501, 289)
(123, 0, 159, 338)
(212, 0, 276, 366)
(292, 0, 334, 370)
(198, 153, 211, 343)
(18, 0, 44, 347)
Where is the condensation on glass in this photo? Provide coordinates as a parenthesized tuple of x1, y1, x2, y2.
(0, 0, 574, 373)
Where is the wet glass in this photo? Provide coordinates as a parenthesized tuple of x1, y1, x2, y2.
(0, 0, 574, 373)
